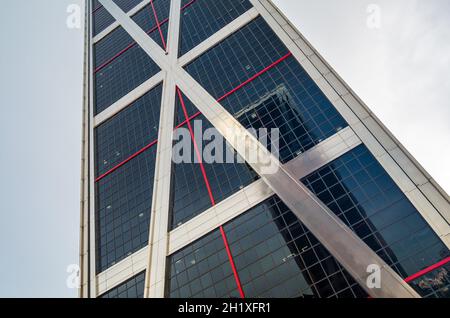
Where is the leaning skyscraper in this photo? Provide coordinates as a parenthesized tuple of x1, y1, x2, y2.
(80, 0, 450, 298)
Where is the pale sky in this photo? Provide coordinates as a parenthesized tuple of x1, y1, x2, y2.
(0, 0, 448, 298)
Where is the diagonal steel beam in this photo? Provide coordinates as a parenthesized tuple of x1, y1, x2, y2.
(143, 0, 182, 298)
(99, 0, 419, 298)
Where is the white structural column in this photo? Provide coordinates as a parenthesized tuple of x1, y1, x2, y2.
(93, 0, 153, 43)
(98, 0, 419, 298)
(79, 0, 91, 298)
(144, 0, 182, 298)
(252, 0, 450, 248)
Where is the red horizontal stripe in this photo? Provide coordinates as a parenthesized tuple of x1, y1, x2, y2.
(220, 226, 245, 298)
(404, 257, 450, 283)
(94, 0, 198, 73)
(95, 52, 292, 181)
(94, 41, 138, 73)
(92, 5, 103, 14)
(95, 139, 158, 182)
(181, 0, 198, 11)
(150, 0, 167, 51)
(177, 87, 216, 205)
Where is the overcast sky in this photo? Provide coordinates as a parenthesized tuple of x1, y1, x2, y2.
(0, 0, 448, 298)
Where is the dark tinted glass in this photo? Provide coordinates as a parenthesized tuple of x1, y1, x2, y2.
(94, 25, 135, 69)
(93, 20, 161, 115)
(132, 0, 172, 50)
(96, 148, 157, 273)
(92, 0, 115, 36)
(301, 145, 450, 296)
(224, 197, 365, 298)
(186, 17, 347, 163)
(95, 84, 162, 177)
(167, 196, 367, 298)
(113, 0, 143, 12)
(99, 271, 146, 298)
(167, 229, 240, 298)
(409, 262, 450, 298)
(171, 92, 258, 228)
(179, 0, 253, 56)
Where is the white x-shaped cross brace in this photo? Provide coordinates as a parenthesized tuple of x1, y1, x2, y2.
(97, 0, 418, 298)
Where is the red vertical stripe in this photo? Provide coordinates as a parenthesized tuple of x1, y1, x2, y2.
(149, 0, 167, 51)
(181, 0, 198, 10)
(220, 226, 246, 299)
(177, 87, 246, 298)
(217, 52, 293, 102)
(95, 54, 292, 181)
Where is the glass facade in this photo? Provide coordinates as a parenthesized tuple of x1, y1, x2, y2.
(94, 85, 162, 273)
(113, 0, 143, 13)
(186, 17, 347, 163)
(99, 271, 146, 298)
(301, 145, 450, 296)
(167, 196, 367, 298)
(408, 261, 450, 298)
(92, 0, 115, 36)
(132, 0, 171, 50)
(95, 84, 163, 177)
(171, 91, 258, 228)
(179, 0, 253, 56)
(93, 26, 160, 114)
(96, 148, 156, 273)
(87, 0, 450, 300)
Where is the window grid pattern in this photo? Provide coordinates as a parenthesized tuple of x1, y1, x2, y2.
(95, 84, 162, 177)
(132, 0, 171, 50)
(409, 262, 450, 298)
(92, 0, 102, 11)
(186, 17, 347, 163)
(167, 196, 367, 298)
(99, 271, 146, 298)
(181, 0, 193, 6)
(91, 0, 450, 298)
(93, 1, 115, 36)
(94, 26, 137, 69)
(96, 148, 157, 273)
(226, 197, 366, 298)
(171, 93, 258, 229)
(94, 44, 160, 114)
(179, 0, 253, 56)
(301, 145, 449, 296)
(113, 0, 143, 13)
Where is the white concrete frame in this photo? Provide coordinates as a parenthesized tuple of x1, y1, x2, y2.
(93, 0, 152, 44)
(80, 0, 450, 298)
(94, 127, 361, 293)
(250, 0, 450, 245)
(79, 0, 90, 298)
